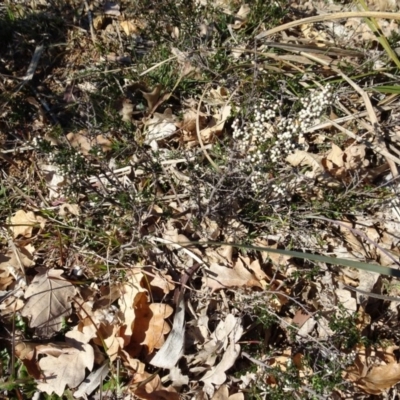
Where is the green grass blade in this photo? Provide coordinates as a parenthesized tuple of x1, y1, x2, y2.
(357, 0, 400, 69)
(180, 241, 400, 278)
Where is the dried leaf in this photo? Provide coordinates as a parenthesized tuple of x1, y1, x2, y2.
(73, 362, 109, 398)
(232, 4, 250, 29)
(39, 164, 66, 199)
(127, 292, 173, 357)
(21, 268, 76, 337)
(150, 297, 185, 369)
(168, 366, 189, 388)
(201, 342, 241, 397)
(204, 262, 262, 292)
(120, 19, 146, 36)
(145, 111, 177, 144)
(149, 271, 175, 295)
(212, 384, 244, 400)
(118, 268, 147, 341)
(141, 84, 162, 111)
(66, 130, 112, 156)
(360, 363, 400, 394)
(58, 203, 80, 217)
(9, 210, 41, 238)
(117, 98, 134, 122)
(36, 330, 94, 396)
(286, 150, 324, 177)
(133, 372, 180, 400)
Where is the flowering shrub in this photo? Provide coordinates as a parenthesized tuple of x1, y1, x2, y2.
(232, 84, 333, 193)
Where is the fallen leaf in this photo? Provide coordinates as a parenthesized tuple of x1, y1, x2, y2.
(124, 291, 173, 357)
(117, 97, 134, 122)
(286, 150, 324, 178)
(168, 366, 189, 388)
(15, 341, 42, 379)
(58, 203, 80, 217)
(120, 18, 146, 36)
(93, 15, 106, 30)
(150, 297, 185, 369)
(345, 347, 400, 395)
(139, 301, 173, 353)
(39, 164, 66, 199)
(36, 330, 94, 396)
(21, 268, 76, 337)
(145, 110, 177, 144)
(73, 362, 109, 399)
(118, 268, 147, 342)
(204, 262, 262, 292)
(232, 4, 250, 29)
(9, 210, 41, 238)
(141, 84, 162, 111)
(66, 130, 112, 156)
(360, 362, 400, 394)
(100, 323, 124, 361)
(149, 270, 175, 295)
(133, 372, 180, 400)
(212, 384, 244, 400)
(201, 342, 241, 397)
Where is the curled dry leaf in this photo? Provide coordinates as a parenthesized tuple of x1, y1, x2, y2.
(192, 314, 243, 370)
(141, 84, 162, 111)
(199, 105, 231, 143)
(1, 246, 35, 277)
(21, 268, 76, 337)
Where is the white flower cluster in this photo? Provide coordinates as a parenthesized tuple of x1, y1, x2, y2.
(232, 85, 333, 193)
(270, 84, 333, 163)
(232, 100, 280, 191)
(232, 99, 278, 152)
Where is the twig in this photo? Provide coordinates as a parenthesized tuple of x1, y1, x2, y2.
(343, 283, 400, 302)
(241, 352, 329, 400)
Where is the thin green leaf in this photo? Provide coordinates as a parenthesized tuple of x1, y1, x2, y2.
(178, 241, 400, 278)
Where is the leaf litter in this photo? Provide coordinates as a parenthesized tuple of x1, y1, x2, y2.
(2, 0, 400, 398)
